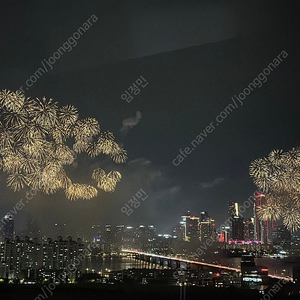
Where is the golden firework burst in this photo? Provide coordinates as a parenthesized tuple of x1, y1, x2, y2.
(0, 89, 127, 200)
(250, 148, 300, 231)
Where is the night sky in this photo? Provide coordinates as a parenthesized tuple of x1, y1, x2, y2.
(0, 0, 299, 238)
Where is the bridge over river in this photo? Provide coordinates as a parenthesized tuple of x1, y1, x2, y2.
(122, 249, 292, 282)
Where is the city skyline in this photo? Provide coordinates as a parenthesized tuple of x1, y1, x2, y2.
(1, 187, 300, 238)
(1, 197, 296, 244)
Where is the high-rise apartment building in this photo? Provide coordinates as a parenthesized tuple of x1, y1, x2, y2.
(0, 237, 41, 280)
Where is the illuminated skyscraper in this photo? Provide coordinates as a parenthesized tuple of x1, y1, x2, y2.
(115, 225, 125, 251)
(228, 201, 240, 240)
(187, 216, 200, 241)
(173, 225, 185, 240)
(228, 201, 239, 218)
(200, 211, 210, 222)
(219, 225, 230, 242)
(122, 226, 134, 249)
(231, 215, 244, 241)
(181, 215, 200, 242)
(180, 213, 215, 242)
(2, 214, 14, 240)
(199, 212, 215, 242)
(254, 193, 270, 243)
(102, 224, 114, 253)
(245, 218, 255, 241)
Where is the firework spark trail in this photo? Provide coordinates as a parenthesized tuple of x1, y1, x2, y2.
(0, 90, 127, 200)
(250, 148, 300, 232)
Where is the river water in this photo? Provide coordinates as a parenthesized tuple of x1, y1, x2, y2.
(85, 256, 141, 273)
